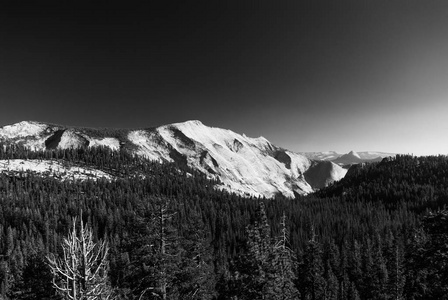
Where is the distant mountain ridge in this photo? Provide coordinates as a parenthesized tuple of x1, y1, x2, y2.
(301, 150, 395, 166)
(0, 120, 349, 198)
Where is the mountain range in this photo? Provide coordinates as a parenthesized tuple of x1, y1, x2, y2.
(301, 150, 395, 165)
(0, 120, 393, 198)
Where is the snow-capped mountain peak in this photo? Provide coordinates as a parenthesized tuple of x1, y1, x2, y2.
(348, 150, 361, 159)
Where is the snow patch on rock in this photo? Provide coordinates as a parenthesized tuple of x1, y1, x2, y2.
(58, 130, 86, 149)
(127, 130, 172, 162)
(0, 159, 112, 181)
(0, 121, 47, 138)
(86, 137, 120, 150)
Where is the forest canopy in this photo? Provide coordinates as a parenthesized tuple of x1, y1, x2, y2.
(0, 145, 447, 299)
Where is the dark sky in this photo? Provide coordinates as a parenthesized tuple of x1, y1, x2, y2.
(1, 1, 448, 155)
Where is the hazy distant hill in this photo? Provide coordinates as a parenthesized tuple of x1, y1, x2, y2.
(302, 150, 395, 166)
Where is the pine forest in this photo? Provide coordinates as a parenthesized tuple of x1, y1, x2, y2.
(0, 144, 447, 299)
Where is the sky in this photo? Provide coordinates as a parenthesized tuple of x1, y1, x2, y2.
(1, 1, 448, 156)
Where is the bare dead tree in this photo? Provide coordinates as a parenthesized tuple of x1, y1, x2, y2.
(47, 218, 112, 300)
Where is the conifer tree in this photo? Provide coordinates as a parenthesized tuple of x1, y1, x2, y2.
(176, 212, 216, 300)
(231, 203, 301, 299)
(411, 210, 448, 299)
(232, 202, 272, 299)
(403, 228, 428, 299)
(387, 240, 405, 300)
(300, 226, 325, 300)
(0, 227, 15, 298)
(360, 238, 374, 299)
(323, 260, 338, 300)
(0, 257, 11, 300)
(16, 252, 59, 300)
(348, 240, 362, 290)
(338, 242, 350, 299)
(348, 281, 360, 300)
(135, 197, 181, 300)
(266, 212, 300, 300)
(372, 235, 388, 300)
